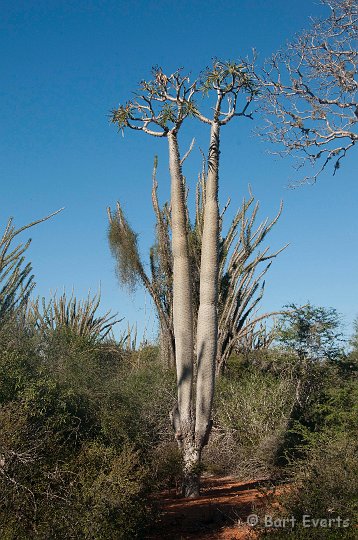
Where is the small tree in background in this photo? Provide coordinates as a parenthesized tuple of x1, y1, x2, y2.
(277, 303, 345, 362)
(276, 303, 346, 416)
(110, 60, 259, 496)
(259, 0, 357, 184)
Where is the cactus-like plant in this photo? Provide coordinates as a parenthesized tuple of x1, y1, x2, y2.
(0, 210, 62, 322)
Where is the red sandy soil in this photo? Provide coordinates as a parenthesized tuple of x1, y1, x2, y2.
(146, 476, 279, 540)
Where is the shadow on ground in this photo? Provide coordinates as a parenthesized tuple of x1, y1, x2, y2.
(146, 476, 275, 540)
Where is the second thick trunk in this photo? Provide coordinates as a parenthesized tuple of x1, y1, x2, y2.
(195, 121, 220, 447)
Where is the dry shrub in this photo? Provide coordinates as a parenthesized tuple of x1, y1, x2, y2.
(204, 370, 296, 479)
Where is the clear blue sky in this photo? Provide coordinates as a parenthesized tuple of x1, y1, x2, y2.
(1, 0, 357, 341)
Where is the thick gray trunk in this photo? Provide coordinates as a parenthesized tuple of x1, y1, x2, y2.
(168, 131, 194, 431)
(195, 122, 220, 447)
(182, 441, 201, 498)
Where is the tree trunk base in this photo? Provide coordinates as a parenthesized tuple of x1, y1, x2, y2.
(182, 443, 201, 498)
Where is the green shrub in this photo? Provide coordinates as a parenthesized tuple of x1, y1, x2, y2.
(99, 352, 175, 451)
(0, 320, 159, 539)
(276, 357, 358, 467)
(262, 430, 358, 539)
(151, 442, 183, 491)
(71, 443, 152, 540)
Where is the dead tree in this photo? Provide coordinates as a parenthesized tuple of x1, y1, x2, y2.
(259, 0, 357, 184)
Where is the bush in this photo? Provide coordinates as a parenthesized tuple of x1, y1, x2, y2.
(0, 429, 151, 539)
(0, 319, 165, 539)
(151, 442, 183, 492)
(262, 430, 358, 539)
(204, 367, 296, 478)
(260, 341, 358, 539)
(276, 355, 358, 467)
(99, 350, 176, 452)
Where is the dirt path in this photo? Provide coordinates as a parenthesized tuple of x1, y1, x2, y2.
(146, 476, 274, 539)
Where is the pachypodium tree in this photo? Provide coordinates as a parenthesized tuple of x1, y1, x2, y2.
(28, 291, 120, 343)
(0, 210, 62, 323)
(259, 0, 357, 184)
(108, 161, 286, 373)
(111, 60, 257, 496)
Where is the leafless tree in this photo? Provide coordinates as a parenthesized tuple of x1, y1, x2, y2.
(259, 0, 357, 184)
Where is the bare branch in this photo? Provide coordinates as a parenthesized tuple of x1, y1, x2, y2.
(258, 0, 357, 183)
(180, 138, 195, 165)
